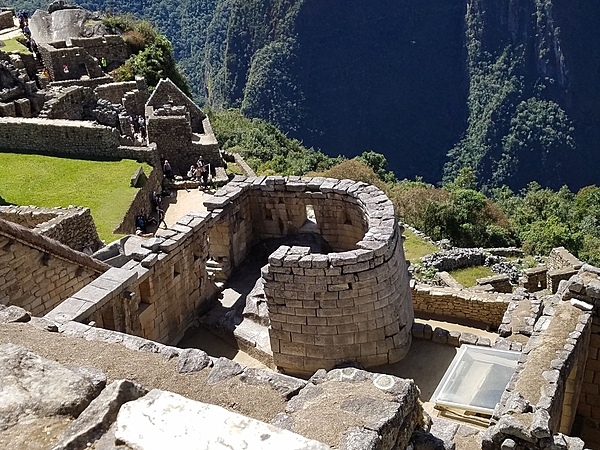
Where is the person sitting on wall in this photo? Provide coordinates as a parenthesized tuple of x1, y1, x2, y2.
(135, 213, 147, 233)
(163, 159, 173, 180)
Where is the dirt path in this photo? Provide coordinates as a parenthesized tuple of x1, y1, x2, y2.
(163, 188, 214, 227)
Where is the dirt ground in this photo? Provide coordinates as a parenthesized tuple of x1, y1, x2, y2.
(162, 188, 213, 227)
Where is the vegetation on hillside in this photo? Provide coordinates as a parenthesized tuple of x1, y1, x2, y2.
(102, 14, 190, 95)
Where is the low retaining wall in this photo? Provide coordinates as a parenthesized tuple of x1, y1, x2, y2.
(0, 117, 120, 158)
(411, 281, 511, 328)
(482, 300, 591, 449)
(0, 218, 108, 316)
(0, 205, 102, 253)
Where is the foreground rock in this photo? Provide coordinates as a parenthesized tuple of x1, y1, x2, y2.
(115, 389, 331, 450)
(52, 379, 147, 450)
(0, 343, 98, 430)
(273, 368, 425, 449)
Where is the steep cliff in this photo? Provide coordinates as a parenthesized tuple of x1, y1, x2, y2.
(14, 0, 600, 189)
(445, 0, 600, 190)
(201, 0, 599, 190)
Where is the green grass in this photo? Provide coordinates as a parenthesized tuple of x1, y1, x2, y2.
(449, 266, 495, 287)
(402, 228, 439, 262)
(1, 37, 30, 54)
(0, 152, 152, 243)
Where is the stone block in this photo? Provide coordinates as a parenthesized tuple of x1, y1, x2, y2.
(116, 390, 330, 449)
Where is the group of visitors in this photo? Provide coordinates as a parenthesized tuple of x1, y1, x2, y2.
(134, 190, 168, 236)
(186, 156, 211, 189)
(130, 115, 147, 142)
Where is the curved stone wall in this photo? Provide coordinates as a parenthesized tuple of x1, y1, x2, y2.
(204, 176, 413, 376)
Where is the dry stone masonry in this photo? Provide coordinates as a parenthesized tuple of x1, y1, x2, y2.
(205, 176, 414, 375)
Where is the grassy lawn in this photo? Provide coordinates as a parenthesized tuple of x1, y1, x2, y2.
(1, 37, 30, 54)
(449, 266, 495, 287)
(402, 228, 439, 262)
(0, 152, 152, 243)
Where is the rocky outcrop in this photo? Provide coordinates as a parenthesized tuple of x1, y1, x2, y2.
(0, 344, 98, 430)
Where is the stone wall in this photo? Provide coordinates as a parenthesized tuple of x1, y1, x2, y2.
(37, 43, 104, 82)
(547, 247, 583, 294)
(0, 218, 108, 316)
(521, 266, 548, 292)
(50, 75, 114, 90)
(476, 274, 512, 293)
(45, 176, 413, 376)
(95, 80, 139, 106)
(411, 281, 511, 328)
(146, 78, 205, 133)
(70, 35, 128, 71)
(0, 205, 102, 253)
(114, 166, 162, 235)
(0, 117, 120, 158)
(556, 267, 600, 446)
(204, 176, 413, 376)
(421, 248, 497, 271)
(46, 210, 217, 345)
(482, 300, 591, 449)
(147, 113, 192, 174)
(38, 85, 95, 119)
(0, 10, 13, 30)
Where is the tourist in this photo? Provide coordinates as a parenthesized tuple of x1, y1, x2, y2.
(135, 213, 147, 233)
(157, 206, 167, 229)
(200, 163, 210, 190)
(151, 191, 162, 211)
(187, 164, 197, 180)
(139, 117, 147, 139)
(163, 159, 173, 180)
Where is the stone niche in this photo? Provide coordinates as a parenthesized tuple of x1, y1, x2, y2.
(204, 176, 414, 377)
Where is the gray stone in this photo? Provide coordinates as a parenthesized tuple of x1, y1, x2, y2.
(448, 331, 460, 347)
(495, 415, 536, 443)
(240, 368, 307, 399)
(52, 380, 147, 450)
(501, 438, 516, 450)
(115, 390, 330, 449)
(585, 279, 600, 298)
(529, 409, 551, 439)
(308, 369, 328, 385)
(177, 348, 212, 374)
(339, 427, 381, 450)
(412, 322, 425, 339)
(0, 305, 30, 323)
(411, 431, 446, 450)
(459, 332, 478, 346)
(568, 276, 585, 294)
(432, 328, 449, 345)
(29, 316, 59, 332)
(68, 365, 107, 397)
(160, 346, 180, 361)
(476, 337, 491, 347)
(207, 357, 243, 384)
(270, 412, 295, 431)
(0, 344, 97, 430)
(429, 418, 458, 450)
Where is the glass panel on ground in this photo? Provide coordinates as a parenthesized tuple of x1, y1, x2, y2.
(431, 345, 520, 416)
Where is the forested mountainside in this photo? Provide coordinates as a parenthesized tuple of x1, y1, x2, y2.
(13, 0, 600, 190)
